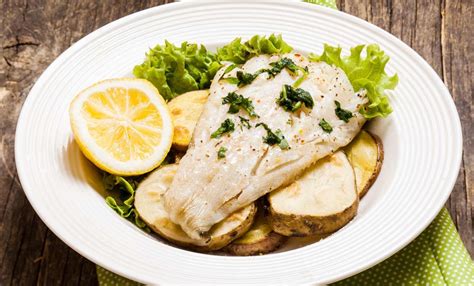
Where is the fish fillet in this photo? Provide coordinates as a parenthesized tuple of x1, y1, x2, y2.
(164, 53, 368, 239)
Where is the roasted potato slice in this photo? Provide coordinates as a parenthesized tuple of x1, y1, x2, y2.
(344, 130, 384, 198)
(268, 151, 358, 236)
(225, 208, 286, 256)
(168, 90, 209, 150)
(135, 164, 256, 251)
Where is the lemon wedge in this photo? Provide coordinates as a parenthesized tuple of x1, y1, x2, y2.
(69, 78, 173, 176)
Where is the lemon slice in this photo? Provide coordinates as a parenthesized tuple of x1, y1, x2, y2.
(69, 78, 173, 176)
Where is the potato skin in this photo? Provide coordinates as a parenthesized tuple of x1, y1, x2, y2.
(204, 203, 257, 251)
(156, 203, 257, 252)
(268, 152, 359, 237)
(225, 232, 287, 256)
(268, 199, 358, 236)
(358, 131, 384, 198)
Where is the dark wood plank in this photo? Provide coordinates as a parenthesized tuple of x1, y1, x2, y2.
(441, 0, 473, 256)
(0, 1, 172, 285)
(0, 1, 472, 285)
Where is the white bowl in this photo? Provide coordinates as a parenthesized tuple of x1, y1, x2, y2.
(15, 1, 462, 284)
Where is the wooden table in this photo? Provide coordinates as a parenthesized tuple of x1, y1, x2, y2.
(1, 0, 472, 284)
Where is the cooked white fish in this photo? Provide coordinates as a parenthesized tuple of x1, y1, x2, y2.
(164, 53, 368, 239)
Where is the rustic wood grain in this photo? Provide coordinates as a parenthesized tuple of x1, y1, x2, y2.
(0, 0, 472, 285)
(0, 1, 173, 285)
(441, 0, 473, 255)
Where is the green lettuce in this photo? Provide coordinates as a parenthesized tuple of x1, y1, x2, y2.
(102, 150, 182, 231)
(217, 34, 293, 64)
(309, 44, 398, 118)
(103, 174, 149, 231)
(133, 41, 221, 101)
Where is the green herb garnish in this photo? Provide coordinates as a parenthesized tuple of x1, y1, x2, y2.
(103, 174, 149, 231)
(335, 101, 353, 122)
(277, 84, 314, 112)
(224, 77, 240, 84)
(217, 147, 227, 159)
(256, 123, 289, 150)
(211, 119, 235, 138)
(222, 92, 258, 117)
(224, 71, 260, 86)
(224, 64, 238, 74)
(219, 64, 239, 80)
(238, 116, 251, 130)
(236, 71, 259, 86)
(224, 57, 307, 88)
(266, 57, 301, 77)
(229, 58, 307, 87)
(319, 119, 333, 133)
(292, 66, 309, 88)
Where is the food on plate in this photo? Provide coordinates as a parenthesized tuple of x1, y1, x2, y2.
(309, 44, 398, 118)
(164, 52, 368, 240)
(133, 41, 220, 101)
(345, 130, 384, 198)
(103, 173, 149, 231)
(70, 34, 397, 255)
(135, 164, 256, 251)
(225, 207, 286, 255)
(69, 78, 173, 176)
(217, 34, 293, 64)
(103, 149, 184, 230)
(168, 90, 210, 150)
(268, 151, 358, 236)
(132, 35, 291, 101)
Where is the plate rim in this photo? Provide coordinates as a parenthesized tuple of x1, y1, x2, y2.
(14, 0, 463, 284)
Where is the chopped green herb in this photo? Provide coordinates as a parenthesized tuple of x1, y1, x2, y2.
(211, 119, 235, 138)
(224, 58, 307, 87)
(319, 119, 333, 133)
(223, 77, 240, 84)
(277, 84, 314, 112)
(256, 123, 289, 150)
(238, 116, 251, 130)
(236, 71, 259, 86)
(217, 147, 227, 159)
(219, 64, 239, 80)
(292, 66, 309, 88)
(222, 92, 258, 117)
(335, 101, 353, 122)
(266, 57, 301, 77)
(224, 64, 238, 74)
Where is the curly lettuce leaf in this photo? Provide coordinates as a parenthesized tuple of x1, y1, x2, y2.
(217, 34, 293, 64)
(133, 41, 221, 101)
(103, 174, 149, 231)
(309, 44, 398, 118)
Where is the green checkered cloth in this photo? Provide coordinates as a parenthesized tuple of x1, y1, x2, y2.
(97, 1, 474, 285)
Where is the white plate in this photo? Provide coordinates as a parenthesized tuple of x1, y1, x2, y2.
(15, 1, 462, 284)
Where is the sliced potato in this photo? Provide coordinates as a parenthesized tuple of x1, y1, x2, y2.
(225, 208, 286, 256)
(268, 151, 358, 236)
(168, 90, 209, 150)
(344, 130, 384, 198)
(135, 164, 256, 251)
